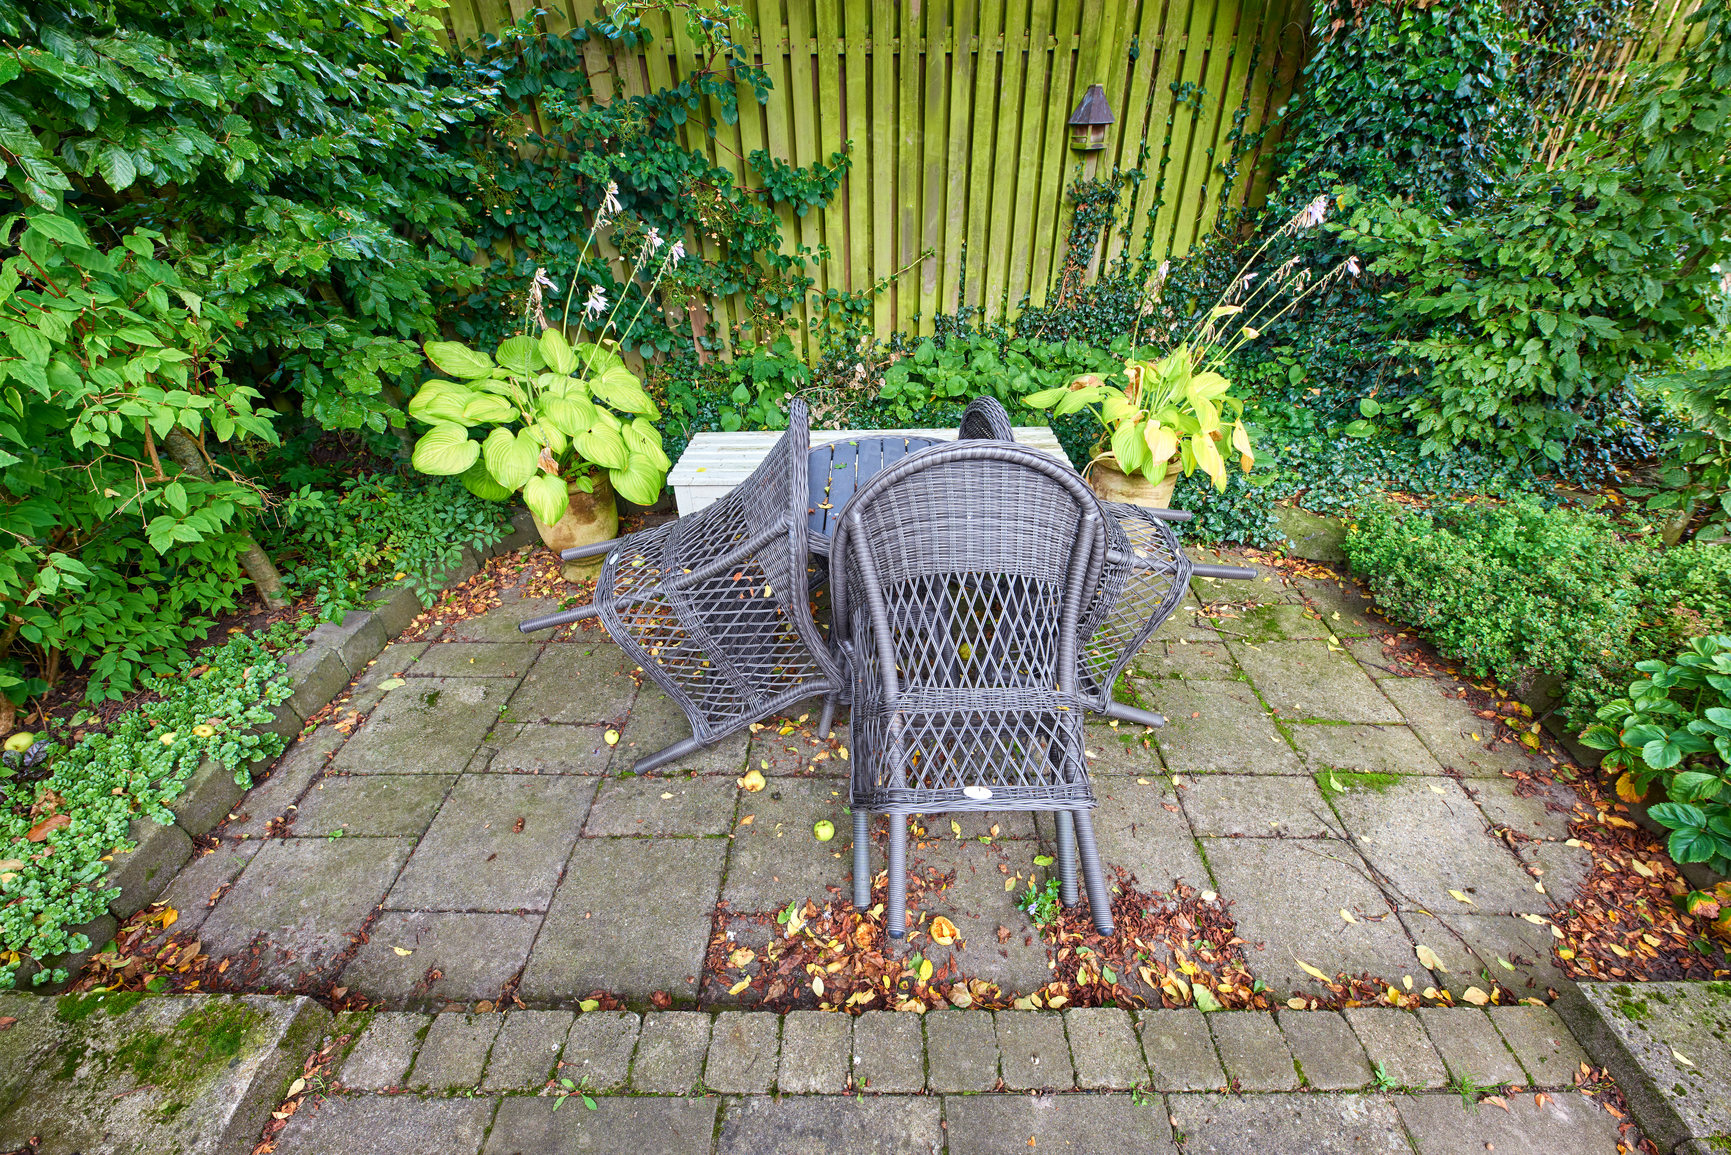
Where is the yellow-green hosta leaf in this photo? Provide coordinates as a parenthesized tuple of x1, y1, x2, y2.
(1053, 386, 1104, 417)
(1189, 371, 1231, 400)
(609, 454, 665, 506)
(483, 426, 540, 491)
(461, 459, 513, 501)
(1100, 391, 1138, 424)
(1231, 419, 1255, 470)
(1022, 386, 1068, 409)
(424, 341, 494, 380)
(522, 471, 570, 526)
(529, 419, 568, 456)
(1186, 385, 1220, 432)
(462, 393, 517, 425)
(495, 335, 543, 376)
(1144, 420, 1178, 466)
(588, 365, 658, 417)
(623, 417, 671, 471)
(538, 328, 577, 375)
(411, 422, 479, 475)
(540, 395, 584, 436)
(1140, 455, 1171, 485)
(575, 424, 629, 470)
(407, 380, 473, 425)
(575, 341, 626, 376)
(1192, 432, 1228, 491)
(1111, 418, 1149, 473)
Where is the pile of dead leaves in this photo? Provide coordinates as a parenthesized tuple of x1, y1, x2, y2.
(1550, 785, 1729, 982)
(71, 902, 208, 995)
(705, 866, 1004, 1014)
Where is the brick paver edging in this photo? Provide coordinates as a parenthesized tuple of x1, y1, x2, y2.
(33, 512, 539, 988)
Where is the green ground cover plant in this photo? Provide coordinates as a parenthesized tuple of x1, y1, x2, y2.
(0, 622, 298, 988)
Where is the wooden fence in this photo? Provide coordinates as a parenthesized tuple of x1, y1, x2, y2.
(440, 0, 1312, 351)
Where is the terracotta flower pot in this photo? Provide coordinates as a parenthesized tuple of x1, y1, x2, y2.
(1087, 456, 1178, 509)
(532, 473, 620, 581)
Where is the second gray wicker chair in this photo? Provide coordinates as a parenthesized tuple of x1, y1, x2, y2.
(829, 439, 1124, 937)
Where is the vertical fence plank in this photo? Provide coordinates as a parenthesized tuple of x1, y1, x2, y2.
(894, 0, 922, 334)
(814, 0, 848, 307)
(843, 0, 872, 300)
(916, 0, 952, 331)
(870, 0, 896, 338)
(960, 0, 1001, 313)
(1026, 0, 1083, 306)
(982, 0, 1031, 319)
(1006, 0, 1058, 311)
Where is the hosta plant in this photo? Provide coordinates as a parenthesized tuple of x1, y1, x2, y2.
(1024, 342, 1255, 491)
(407, 328, 671, 523)
(1580, 634, 1731, 875)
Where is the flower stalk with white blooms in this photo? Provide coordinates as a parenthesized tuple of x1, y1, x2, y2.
(1025, 195, 1360, 493)
(403, 186, 684, 526)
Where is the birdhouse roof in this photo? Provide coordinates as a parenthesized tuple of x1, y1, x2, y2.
(1068, 84, 1114, 126)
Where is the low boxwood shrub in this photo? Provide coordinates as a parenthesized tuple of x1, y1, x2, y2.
(0, 623, 299, 988)
(1342, 497, 1731, 729)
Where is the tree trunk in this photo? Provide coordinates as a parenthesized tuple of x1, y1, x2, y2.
(161, 429, 291, 611)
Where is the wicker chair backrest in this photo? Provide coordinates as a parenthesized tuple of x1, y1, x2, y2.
(828, 441, 1110, 704)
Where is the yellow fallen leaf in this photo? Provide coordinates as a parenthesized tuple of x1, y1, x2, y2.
(660, 792, 674, 799)
(392, 946, 413, 957)
(929, 916, 958, 946)
(1462, 986, 1490, 1006)
(728, 979, 751, 996)
(737, 769, 766, 792)
(1483, 1093, 1508, 1111)
(1294, 957, 1331, 982)
(1672, 1048, 1694, 1067)
(1448, 889, 1476, 906)
(1339, 909, 1358, 924)
(1415, 944, 1448, 972)
(1520, 913, 1548, 925)
(729, 947, 756, 968)
(1615, 772, 1646, 804)
(950, 820, 962, 838)
(1429, 783, 1446, 794)
(579, 998, 599, 1012)
(1629, 859, 1655, 879)
(159, 908, 178, 929)
(812, 976, 824, 997)
(916, 959, 933, 983)
(1287, 997, 1306, 1010)
(604, 729, 620, 746)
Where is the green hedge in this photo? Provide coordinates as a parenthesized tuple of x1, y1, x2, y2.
(1343, 498, 1731, 730)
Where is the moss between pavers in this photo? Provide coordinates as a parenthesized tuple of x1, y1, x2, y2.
(1315, 769, 1402, 798)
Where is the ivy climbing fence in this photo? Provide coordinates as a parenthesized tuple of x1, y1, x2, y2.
(442, 0, 1311, 350)
(441, 0, 1705, 355)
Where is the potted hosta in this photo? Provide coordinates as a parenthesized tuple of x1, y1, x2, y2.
(408, 328, 669, 576)
(1024, 342, 1254, 507)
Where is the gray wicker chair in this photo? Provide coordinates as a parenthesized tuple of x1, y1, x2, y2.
(520, 399, 844, 772)
(829, 440, 1124, 937)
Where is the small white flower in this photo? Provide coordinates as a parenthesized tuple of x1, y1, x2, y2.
(668, 240, 686, 266)
(1239, 271, 1259, 292)
(533, 267, 557, 291)
(583, 285, 607, 320)
(644, 227, 664, 253)
(601, 180, 622, 216)
(1298, 194, 1331, 229)
(1346, 255, 1362, 277)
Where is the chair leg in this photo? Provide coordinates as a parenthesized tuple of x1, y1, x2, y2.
(886, 814, 908, 939)
(1055, 811, 1079, 907)
(852, 809, 871, 910)
(631, 736, 704, 773)
(818, 692, 837, 738)
(1073, 809, 1115, 936)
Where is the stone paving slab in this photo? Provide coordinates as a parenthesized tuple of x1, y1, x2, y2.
(996, 1008, 1074, 1090)
(927, 1008, 1000, 1091)
(1378, 678, 1544, 778)
(610, 690, 752, 773)
(1343, 1006, 1449, 1089)
(1201, 837, 1426, 996)
(851, 1009, 925, 1092)
(487, 1095, 716, 1155)
(1179, 773, 1343, 838)
(507, 643, 639, 724)
(331, 676, 516, 774)
(1331, 777, 1544, 915)
(289, 773, 455, 838)
(585, 775, 738, 836)
(777, 1009, 850, 1093)
(199, 836, 415, 986)
(1396, 1090, 1625, 1153)
(560, 1009, 639, 1092)
(1209, 1010, 1299, 1090)
(1487, 1003, 1590, 1085)
(411, 641, 538, 679)
(279, 1095, 496, 1155)
(487, 722, 614, 774)
(336, 1010, 429, 1090)
(481, 1009, 572, 1090)
(407, 1011, 499, 1089)
(520, 835, 724, 1003)
(388, 773, 592, 912)
(899, 836, 1054, 991)
(1227, 640, 1403, 724)
(1276, 1008, 1373, 1090)
(1136, 1008, 1226, 1091)
(717, 1095, 943, 1155)
(1290, 721, 1446, 776)
(721, 778, 851, 911)
(632, 1011, 714, 1094)
(1167, 1091, 1411, 1154)
(1065, 1007, 1146, 1090)
(340, 910, 541, 1005)
(1418, 1006, 1525, 1087)
(1141, 679, 1303, 775)
(946, 1093, 1176, 1155)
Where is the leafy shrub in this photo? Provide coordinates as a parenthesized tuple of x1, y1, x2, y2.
(1581, 636, 1731, 875)
(264, 474, 510, 621)
(1343, 498, 1731, 727)
(0, 623, 298, 988)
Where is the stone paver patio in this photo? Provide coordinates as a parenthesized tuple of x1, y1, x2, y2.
(178, 557, 1579, 1011)
(93, 552, 1652, 1153)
